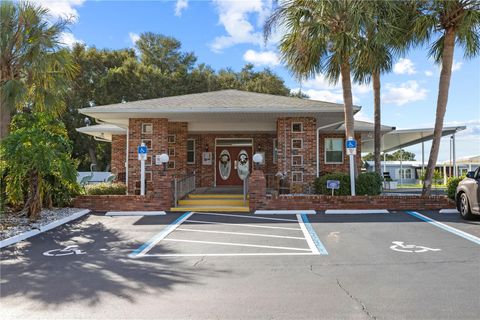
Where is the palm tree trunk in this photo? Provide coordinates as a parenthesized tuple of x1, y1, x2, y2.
(422, 28, 455, 196)
(373, 71, 382, 175)
(340, 61, 355, 140)
(0, 94, 11, 140)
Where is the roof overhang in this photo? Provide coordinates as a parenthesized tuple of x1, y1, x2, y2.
(76, 124, 127, 142)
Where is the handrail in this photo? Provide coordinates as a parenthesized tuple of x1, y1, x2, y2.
(173, 171, 196, 206)
(243, 175, 249, 205)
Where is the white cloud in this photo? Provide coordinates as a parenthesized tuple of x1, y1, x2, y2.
(382, 80, 428, 106)
(59, 32, 83, 48)
(424, 70, 433, 77)
(129, 32, 140, 45)
(210, 0, 272, 52)
(32, 0, 85, 21)
(452, 60, 463, 71)
(175, 0, 188, 17)
(243, 49, 279, 67)
(393, 58, 417, 75)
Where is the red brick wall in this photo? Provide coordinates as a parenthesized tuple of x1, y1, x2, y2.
(111, 135, 126, 183)
(128, 118, 168, 195)
(168, 122, 188, 177)
(277, 117, 317, 192)
(319, 132, 362, 175)
(73, 195, 167, 211)
(253, 194, 454, 211)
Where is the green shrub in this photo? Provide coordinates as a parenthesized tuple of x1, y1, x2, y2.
(356, 172, 383, 195)
(314, 172, 351, 195)
(85, 182, 127, 195)
(1, 113, 80, 219)
(446, 176, 465, 200)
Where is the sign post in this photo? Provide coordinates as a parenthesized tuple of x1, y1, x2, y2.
(138, 143, 148, 196)
(346, 138, 357, 196)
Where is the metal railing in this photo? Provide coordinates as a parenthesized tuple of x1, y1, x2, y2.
(173, 171, 196, 206)
(243, 175, 249, 205)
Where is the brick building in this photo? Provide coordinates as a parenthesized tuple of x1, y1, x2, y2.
(77, 90, 392, 199)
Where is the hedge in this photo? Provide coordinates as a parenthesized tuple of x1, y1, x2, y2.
(85, 182, 127, 195)
(314, 172, 383, 196)
(356, 172, 383, 196)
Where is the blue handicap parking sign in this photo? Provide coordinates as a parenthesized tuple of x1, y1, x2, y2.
(327, 180, 340, 189)
(138, 145, 148, 154)
(346, 139, 357, 149)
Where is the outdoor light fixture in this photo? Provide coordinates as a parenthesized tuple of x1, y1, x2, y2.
(253, 153, 263, 169)
(159, 153, 169, 173)
(205, 144, 209, 152)
(84, 117, 91, 126)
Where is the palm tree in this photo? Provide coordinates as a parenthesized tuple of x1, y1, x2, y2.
(410, 0, 480, 195)
(352, 1, 413, 176)
(265, 0, 369, 195)
(0, 1, 76, 140)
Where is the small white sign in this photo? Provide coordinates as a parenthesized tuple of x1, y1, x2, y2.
(346, 147, 357, 155)
(155, 154, 162, 165)
(138, 153, 147, 161)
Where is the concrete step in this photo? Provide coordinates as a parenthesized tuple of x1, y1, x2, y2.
(187, 194, 247, 200)
(170, 206, 250, 213)
(178, 199, 248, 206)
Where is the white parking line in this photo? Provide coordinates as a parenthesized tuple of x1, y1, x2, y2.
(163, 238, 312, 251)
(142, 252, 317, 257)
(185, 219, 302, 231)
(193, 212, 297, 222)
(254, 210, 316, 215)
(176, 228, 306, 240)
(325, 209, 389, 214)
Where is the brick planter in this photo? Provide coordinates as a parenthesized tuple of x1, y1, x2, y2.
(72, 195, 168, 212)
(254, 194, 455, 211)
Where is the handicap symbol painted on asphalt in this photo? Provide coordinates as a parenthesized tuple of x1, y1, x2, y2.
(43, 245, 86, 257)
(390, 241, 441, 253)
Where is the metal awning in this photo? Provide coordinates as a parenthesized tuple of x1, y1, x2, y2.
(361, 126, 466, 153)
(76, 124, 127, 142)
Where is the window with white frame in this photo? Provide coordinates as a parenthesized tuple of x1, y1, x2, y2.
(292, 171, 303, 182)
(141, 139, 152, 149)
(291, 138, 303, 150)
(325, 138, 343, 163)
(187, 139, 195, 164)
(292, 155, 303, 166)
(168, 161, 175, 169)
(142, 123, 152, 134)
(168, 134, 176, 144)
(292, 122, 303, 133)
(398, 168, 412, 179)
(273, 139, 278, 164)
(168, 147, 175, 157)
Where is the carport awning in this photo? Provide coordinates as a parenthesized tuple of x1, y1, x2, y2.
(361, 126, 466, 153)
(76, 124, 127, 142)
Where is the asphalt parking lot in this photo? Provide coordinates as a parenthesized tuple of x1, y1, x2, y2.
(1, 210, 479, 319)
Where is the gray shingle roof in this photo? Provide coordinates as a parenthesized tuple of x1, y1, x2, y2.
(80, 89, 360, 114)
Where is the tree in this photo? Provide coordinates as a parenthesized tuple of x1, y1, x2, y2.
(363, 149, 416, 161)
(410, 0, 480, 195)
(352, 1, 412, 176)
(265, 0, 369, 195)
(135, 32, 197, 74)
(0, 113, 79, 220)
(0, 1, 76, 139)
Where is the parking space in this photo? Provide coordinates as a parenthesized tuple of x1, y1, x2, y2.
(130, 212, 327, 258)
(1, 210, 479, 319)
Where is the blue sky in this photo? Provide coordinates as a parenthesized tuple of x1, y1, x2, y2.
(41, 0, 479, 162)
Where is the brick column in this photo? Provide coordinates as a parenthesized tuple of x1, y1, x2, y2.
(248, 170, 266, 211)
(153, 173, 173, 209)
(111, 134, 126, 183)
(128, 118, 168, 194)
